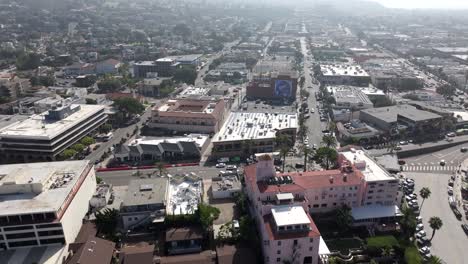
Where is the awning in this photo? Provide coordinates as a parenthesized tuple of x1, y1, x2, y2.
(351, 205, 402, 221)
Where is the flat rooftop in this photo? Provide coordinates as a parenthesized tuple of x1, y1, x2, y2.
(0, 115, 29, 130)
(122, 178, 168, 207)
(329, 86, 372, 105)
(177, 86, 211, 98)
(321, 64, 369, 77)
(134, 61, 156, 66)
(168, 177, 202, 215)
(0, 160, 90, 217)
(213, 111, 298, 143)
(271, 205, 311, 227)
(129, 134, 209, 149)
(351, 205, 401, 221)
(360, 105, 441, 123)
(157, 99, 216, 114)
(0, 104, 104, 140)
(341, 150, 396, 182)
(165, 54, 202, 62)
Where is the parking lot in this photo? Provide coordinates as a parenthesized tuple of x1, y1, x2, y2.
(405, 171, 468, 263)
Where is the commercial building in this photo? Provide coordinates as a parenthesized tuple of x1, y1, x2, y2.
(65, 236, 115, 264)
(211, 175, 242, 199)
(211, 111, 298, 158)
(0, 73, 31, 99)
(247, 71, 298, 101)
(168, 175, 203, 215)
(205, 63, 248, 82)
(136, 77, 173, 97)
(133, 61, 158, 78)
(133, 54, 202, 78)
(0, 160, 96, 250)
(120, 178, 169, 230)
(114, 134, 209, 163)
(328, 86, 373, 110)
(0, 104, 107, 162)
(149, 99, 225, 134)
(165, 227, 203, 255)
(95, 58, 122, 75)
(319, 64, 371, 86)
(243, 150, 401, 263)
(370, 69, 423, 91)
(359, 105, 443, 136)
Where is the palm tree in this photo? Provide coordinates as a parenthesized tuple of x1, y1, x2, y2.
(381, 246, 395, 258)
(95, 208, 119, 237)
(399, 204, 417, 238)
(301, 145, 314, 172)
(322, 135, 337, 148)
(419, 187, 431, 210)
(387, 141, 398, 154)
(279, 146, 289, 172)
(155, 162, 167, 176)
(427, 255, 443, 264)
(428, 217, 443, 241)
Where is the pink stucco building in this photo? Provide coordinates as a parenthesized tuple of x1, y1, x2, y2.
(244, 148, 401, 264)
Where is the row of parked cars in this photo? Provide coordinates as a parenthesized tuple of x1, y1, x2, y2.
(401, 177, 433, 259)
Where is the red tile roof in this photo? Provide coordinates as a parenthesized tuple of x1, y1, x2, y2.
(244, 163, 363, 194)
(263, 213, 321, 240)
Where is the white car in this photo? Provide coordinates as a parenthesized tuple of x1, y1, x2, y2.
(440, 160, 446, 166)
(448, 186, 454, 195)
(416, 216, 423, 223)
(416, 230, 426, 239)
(416, 224, 424, 232)
(215, 163, 226, 168)
(232, 219, 240, 230)
(226, 165, 237, 171)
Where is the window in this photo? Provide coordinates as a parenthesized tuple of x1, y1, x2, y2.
(329, 187, 333, 190)
(310, 238, 314, 243)
(279, 226, 285, 231)
(264, 240, 270, 246)
(294, 240, 298, 245)
(368, 190, 374, 194)
(277, 250, 281, 255)
(313, 204, 319, 208)
(321, 203, 327, 207)
(315, 196, 318, 200)
(278, 241, 281, 246)
(333, 203, 337, 206)
(309, 247, 313, 251)
(277, 258, 281, 262)
(367, 196, 373, 199)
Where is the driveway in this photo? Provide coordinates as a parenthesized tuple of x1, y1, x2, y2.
(406, 172, 468, 263)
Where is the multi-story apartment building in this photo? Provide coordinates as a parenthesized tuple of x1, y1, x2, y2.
(244, 149, 401, 264)
(0, 160, 96, 250)
(0, 104, 107, 162)
(149, 99, 225, 134)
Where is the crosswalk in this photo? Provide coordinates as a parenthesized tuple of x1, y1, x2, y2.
(402, 165, 457, 173)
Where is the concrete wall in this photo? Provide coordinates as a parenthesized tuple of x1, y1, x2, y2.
(60, 168, 97, 244)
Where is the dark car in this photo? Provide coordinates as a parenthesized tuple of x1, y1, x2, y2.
(453, 208, 463, 220)
(462, 224, 468, 234)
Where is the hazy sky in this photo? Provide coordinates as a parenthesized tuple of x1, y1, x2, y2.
(372, 0, 468, 9)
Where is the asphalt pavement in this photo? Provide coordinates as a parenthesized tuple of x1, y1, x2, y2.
(300, 37, 327, 147)
(86, 106, 153, 163)
(406, 171, 468, 263)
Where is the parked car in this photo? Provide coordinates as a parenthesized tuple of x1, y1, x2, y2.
(216, 163, 226, 168)
(448, 179, 454, 186)
(447, 132, 456, 137)
(399, 141, 408, 145)
(462, 224, 468, 234)
(416, 230, 427, 239)
(448, 187, 454, 195)
(416, 223, 424, 232)
(453, 208, 463, 220)
(419, 246, 431, 259)
(226, 165, 237, 171)
(232, 220, 240, 231)
(440, 160, 446, 166)
(461, 147, 468, 152)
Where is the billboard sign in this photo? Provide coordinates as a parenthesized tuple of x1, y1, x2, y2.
(274, 80, 293, 97)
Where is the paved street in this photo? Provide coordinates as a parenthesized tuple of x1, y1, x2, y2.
(86, 106, 153, 163)
(405, 172, 468, 263)
(300, 37, 327, 147)
(97, 165, 223, 186)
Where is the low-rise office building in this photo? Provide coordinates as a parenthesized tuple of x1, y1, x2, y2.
(328, 86, 373, 111)
(0, 160, 96, 250)
(120, 178, 169, 230)
(359, 105, 443, 136)
(319, 64, 371, 86)
(211, 111, 298, 158)
(149, 99, 225, 134)
(0, 104, 107, 162)
(246, 71, 298, 101)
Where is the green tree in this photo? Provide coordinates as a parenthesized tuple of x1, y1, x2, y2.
(81, 136, 96, 146)
(335, 205, 353, 232)
(399, 204, 417, 239)
(71, 143, 85, 153)
(419, 187, 431, 210)
(301, 145, 313, 172)
(155, 162, 167, 176)
(96, 176, 103, 184)
(173, 67, 197, 84)
(60, 149, 77, 160)
(113, 97, 145, 119)
(426, 255, 443, 264)
(381, 246, 395, 258)
(85, 98, 97, 104)
(30, 75, 55, 87)
(322, 134, 337, 148)
(436, 84, 456, 98)
(16, 52, 41, 70)
(100, 124, 112, 134)
(95, 208, 119, 237)
(428, 217, 443, 241)
(315, 147, 338, 169)
(196, 203, 220, 230)
(97, 77, 122, 93)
